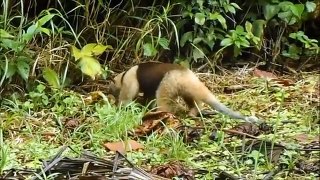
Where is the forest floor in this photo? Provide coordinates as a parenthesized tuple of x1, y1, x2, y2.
(1, 68, 319, 179)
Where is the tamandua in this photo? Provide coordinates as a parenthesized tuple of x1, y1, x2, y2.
(111, 62, 261, 123)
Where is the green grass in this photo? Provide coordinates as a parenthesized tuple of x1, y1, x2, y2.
(1, 72, 319, 179)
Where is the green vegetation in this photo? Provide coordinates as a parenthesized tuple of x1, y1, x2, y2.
(0, 0, 319, 179)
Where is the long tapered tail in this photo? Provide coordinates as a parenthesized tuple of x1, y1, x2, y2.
(204, 93, 247, 120)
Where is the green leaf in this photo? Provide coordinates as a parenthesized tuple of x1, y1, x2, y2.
(1, 39, 24, 52)
(279, 1, 294, 11)
(192, 47, 205, 61)
(16, 59, 30, 81)
(306, 1, 316, 12)
(289, 32, 297, 39)
(158, 38, 170, 50)
(230, 2, 241, 10)
(36, 84, 46, 93)
(195, 13, 206, 25)
(5, 63, 17, 78)
(235, 25, 245, 34)
(220, 38, 233, 47)
(180, 31, 193, 47)
(263, 4, 280, 21)
(226, 5, 236, 14)
(245, 21, 253, 33)
(23, 23, 38, 42)
(78, 56, 102, 80)
(71, 45, 82, 61)
(0, 29, 14, 38)
(43, 68, 60, 89)
(193, 37, 203, 44)
(291, 4, 304, 18)
(197, 0, 204, 9)
(39, 27, 51, 36)
(143, 43, 158, 56)
(252, 19, 266, 37)
(80, 43, 112, 56)
(91, 44, 112, 56)
(278, 11, 293, 24)
(216, 14, 227, 29)
(38, 14, 55, 26)
(282, 44, 301, 60)
(81, 43, 97, 56)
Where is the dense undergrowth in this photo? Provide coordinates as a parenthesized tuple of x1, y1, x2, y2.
(0, 0, 319, 179)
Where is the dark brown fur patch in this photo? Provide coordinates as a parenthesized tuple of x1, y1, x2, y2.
(120, 70, 128, 86)
(136, 62, 184, 100)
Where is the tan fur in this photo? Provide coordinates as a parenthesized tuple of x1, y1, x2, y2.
(112, 62, 261, 123)
(113, 65, 140, 105)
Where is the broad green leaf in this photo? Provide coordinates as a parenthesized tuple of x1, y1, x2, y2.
(23, 23, 38, 42)
(230, 2, 241, 10)
(282, 44, 301, 60)
(209, 12, 219, 20)
(43, 68, 60, 89)
(263, 4, 280, 21)
(81, 43, 98, 56)
(216, 14, 227, 29)
(306, 1, 316, 12)
(91, 44, 112, 56)
(197, 0, 204, 9)
(0, 29, 14, 38)
(291, 4, 304, 18)
(235, 40, 241, 48)
(278, 11, 293, 23)
(71, 45, 82, 61)
(220, 38, 233, 47)
(1, 39, 24, 52)
(39, 27, 51, 36)
(226, 5, 236, 14)
(209, 12, 226, 27)
(16, 59, 30, 81)
(158, 38, 170, 50)
(245, 21, 253, 33)
(289, 32, 297, 39)
(235, 25, 245, 33)
(5, 63, 16, 78)
(78, 56, 102, 80)
(180, 31, 193, 47)
(192, 47, 205, 61)
(143, 43, 158, 56)
(38, 14, 55, 26)
(195, 13, 206, 25)
(279, 1, 293, 11)
(241, 39, 250, 47)
(288, 17, 298, 25)
(252, 19, 266, 37)
(36, 84, 46, 93)
(193, 37, 203, 44)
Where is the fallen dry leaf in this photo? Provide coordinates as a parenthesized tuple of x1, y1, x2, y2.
(223, 84, 250, 94)
(134, 111, 180, 136)
(64, 118, 80, 130)
(253, 68, 277, 79)
(272, 78, 295, 86)
(150, 161, 194, 179)
(177, 126, 204, 143)
(295, 159, 320, 174)
(294, 134, 320, 144)
(83, 91, 112, 105)
(103, 140, 144, 153)
(226, 122, 272, 137)
(244, 139, 285, 163)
